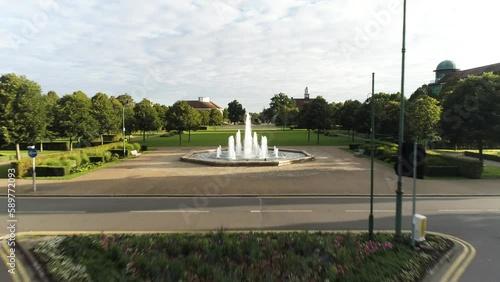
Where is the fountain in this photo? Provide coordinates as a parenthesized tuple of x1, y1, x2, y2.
(180, 113, 315, 166)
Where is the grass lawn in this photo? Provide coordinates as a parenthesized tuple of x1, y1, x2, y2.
(141, 129, 365, 147)
(482, 166, 500, 179)
(31, 231, 452, 282)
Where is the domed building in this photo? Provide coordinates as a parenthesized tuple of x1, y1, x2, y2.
(430, 60, 500, 95)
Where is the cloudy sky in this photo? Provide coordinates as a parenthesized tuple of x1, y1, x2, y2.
(1, 0, 499, 112)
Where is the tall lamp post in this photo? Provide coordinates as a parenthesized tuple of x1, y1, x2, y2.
(123, 104, 126, 156)
(369, 73, 375, 240)
(395, 0, 407, 238)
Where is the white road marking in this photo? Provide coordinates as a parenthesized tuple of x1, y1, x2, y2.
(438, 209, 498, 212)
(250, 210, 313, 213)
(130, 210, 210, 213)
(345, 210, 399, 213)
(17, 211, 87, 214)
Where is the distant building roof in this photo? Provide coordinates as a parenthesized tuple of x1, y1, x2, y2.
(440, 62, 500, 83)
(293, 98, 309, 110)
(185, 97, 221, 110)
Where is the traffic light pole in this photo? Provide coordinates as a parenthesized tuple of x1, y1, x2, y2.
(396, 0, 407, 239)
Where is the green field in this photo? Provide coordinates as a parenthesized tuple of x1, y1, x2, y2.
(141, 129, 363, 147)
(482, 166, 500, 179)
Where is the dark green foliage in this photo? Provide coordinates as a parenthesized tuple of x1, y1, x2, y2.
(34, 232, 452, 282)
(227, 100, 246, 124)
(424, 166, 460, 177)
(108, 149, 129, 158)
(36, 165, 69, 176)
(70, 162, 103, 174)
(89, 156, 105, 163)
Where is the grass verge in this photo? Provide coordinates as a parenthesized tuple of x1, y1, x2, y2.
(141, 129, 364, 147)
(31, 231, 452, 282)
(482, 166, 500, 179)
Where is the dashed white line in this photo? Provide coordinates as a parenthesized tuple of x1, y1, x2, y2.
(345, 210, 399, 213)
(438, 209, 498, 213)
(250, 210, 313, 213)
(17, 211, 87, 214)
(130, 210, 210, 213)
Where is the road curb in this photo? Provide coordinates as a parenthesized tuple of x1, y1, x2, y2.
(16, 241, 50, 282)
(2, 193, 500, 198)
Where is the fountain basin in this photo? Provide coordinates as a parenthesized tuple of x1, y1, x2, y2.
(181, 148, 315, 166)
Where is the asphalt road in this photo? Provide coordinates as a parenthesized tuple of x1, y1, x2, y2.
(1, 196, 499, 281)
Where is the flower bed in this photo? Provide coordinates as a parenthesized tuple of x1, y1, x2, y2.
(31, 232, 452, 282)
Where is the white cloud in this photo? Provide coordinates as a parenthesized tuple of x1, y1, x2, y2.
(0, 0, 499, 112)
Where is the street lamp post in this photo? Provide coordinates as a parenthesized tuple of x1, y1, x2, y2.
(369, 73, 375, 240)
(395, 0, 407, 239)
(123, 105, 126, 156)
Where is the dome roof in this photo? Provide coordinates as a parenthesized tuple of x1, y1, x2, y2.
(436, 60, 457, 71)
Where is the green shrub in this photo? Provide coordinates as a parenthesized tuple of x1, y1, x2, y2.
(428, 154, 483, 179)
(424, 166, 460, 177)
(126, 144, 135, 151)
(43, 159, 62, 166)
(375, 146, 386, 157)
(68, 154, 82, 166)
(349, 144, 361, 150)
(133, 143, 141, 151)
(80, 153, 90, 164)
(140, 145, 148, 151)
(61, 159, 76, 168)
(89, 156, 105, 163)
(36, 166, 69, 176)
(103, 151, 111, 162)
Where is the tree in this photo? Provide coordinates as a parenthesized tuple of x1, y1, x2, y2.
(186, 107, 202, 142)
(91, 92, 120, 144)
(227, 100, 245, 124)
(309, 96, 332, 144)
(199, 110, 210, 125)
(43, 91, 60, 140)
(259, 107, 274, 124)
(166, 101, 193, 145)
(209, 109, 223, 129)
(134, 98, 160, 142)
(113, 95, 136, 139)
(222, 108, 229, 123)
(153, 103, 168, 130)
(297, 102, 314, 142)
(0, 73, 48, 159)
(269, 93, 297, 129)
(406, 96, 442, 142)
(409, 84, 434, 102)
(55, 91, 98, 150)
(337, 99, 362, 141)
(440, 73, 500, 163)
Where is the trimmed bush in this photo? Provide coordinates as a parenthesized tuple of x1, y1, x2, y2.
(36, 166, 69, 177)
(133, 143, 141, 151)
(425, 166, 460, 177)
(11, 142, 121, 177)
(103, 151, 112, 162)
(89, 156, 105, 163)
(108, 149, 129, 158)
(349, 144, 361, 150)
(68, 154, 82, 166)
(140, 145, 148, 151)
(427, 154, 483, 179)
(2, 142, 70, 151)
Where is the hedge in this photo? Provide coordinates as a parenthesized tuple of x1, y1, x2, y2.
(89, 156, 105, 163)
(424, 166, 460, 177)
(108, 149, 129, 158)
(11, 142, 122, 177)
(35, 166, 69, 177)
(430, 154, 483, 179)
(464, 151, 500, 162)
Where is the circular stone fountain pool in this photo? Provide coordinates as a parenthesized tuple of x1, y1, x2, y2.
(180, 114, 315, 166)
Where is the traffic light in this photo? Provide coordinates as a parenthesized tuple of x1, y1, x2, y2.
(394, 142, 426, 179)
